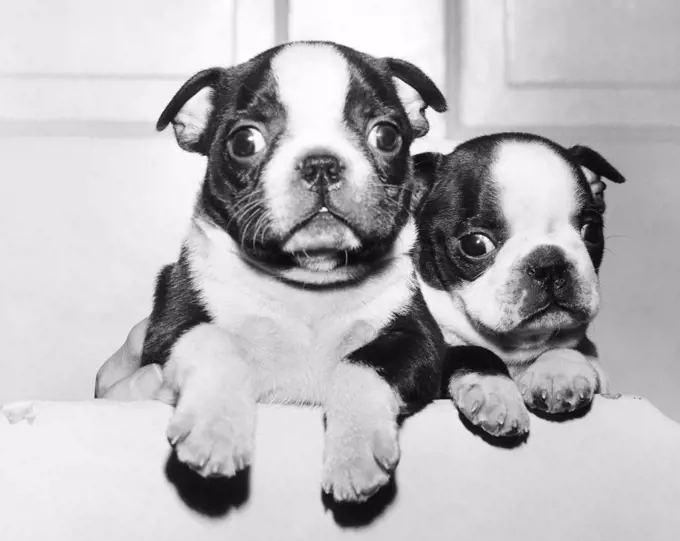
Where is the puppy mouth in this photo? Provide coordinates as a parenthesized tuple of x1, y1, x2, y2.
(466, 302, 591, 353)
(282, 207, 362, 261)
(517, 302, 590, 332)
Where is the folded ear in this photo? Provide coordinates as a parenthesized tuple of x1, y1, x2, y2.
(568, 145, 626, 213)
(384, 58, 447, 138)
(411, 152, 443, 214)
(156, 67, 226, 155)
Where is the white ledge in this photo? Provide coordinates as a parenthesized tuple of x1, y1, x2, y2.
(1, 396, 679, 540)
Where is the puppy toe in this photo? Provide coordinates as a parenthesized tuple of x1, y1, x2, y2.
(168, 403, 255, 478)
(322, 455, 391, 503)
(520, 350, 599, 415)
(371, 426, 400, 472)
(174, 432, 211, 472)
(452, 374, 530, 437)
(203, 432, 253, 478)
(322, 421, 398, 503)
(523, 379, 552, 412)
(167, 410, 195, 446)
(568, 374, 595, 410)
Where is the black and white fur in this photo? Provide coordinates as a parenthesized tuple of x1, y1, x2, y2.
(413, 133, 625, 437)
(139, 41, 448, 502)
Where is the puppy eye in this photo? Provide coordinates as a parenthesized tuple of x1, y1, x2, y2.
(458, 233, 496, 258)
(367, 123, 402, 153)
(581, 223, 604, 244)
(227, 127, 266, 159)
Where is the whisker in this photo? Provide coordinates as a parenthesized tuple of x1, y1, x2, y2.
(230, 205, 262, 237)
(240, 210, 262, 248)
(252, 214, 270, 252)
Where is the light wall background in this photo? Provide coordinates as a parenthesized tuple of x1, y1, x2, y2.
(1, 0, 678, 421)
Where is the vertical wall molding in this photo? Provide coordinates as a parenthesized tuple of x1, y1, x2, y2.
(444, 0, 680, 144)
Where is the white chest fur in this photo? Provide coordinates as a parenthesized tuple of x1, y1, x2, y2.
(183, 218, 416, 405)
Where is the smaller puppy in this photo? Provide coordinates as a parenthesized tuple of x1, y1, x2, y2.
(413, 133, 626, 437)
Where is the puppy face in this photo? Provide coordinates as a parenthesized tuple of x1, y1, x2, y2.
(157, 42, 446, 285)
(415, 133, 625, 359)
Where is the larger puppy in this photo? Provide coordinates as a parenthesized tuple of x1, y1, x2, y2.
(414, 133, 625, 437)
(140, 42, 448, 502)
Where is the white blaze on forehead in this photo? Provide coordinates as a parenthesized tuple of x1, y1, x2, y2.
(263, 43, 375, 235)
(493, 142, 579, 234)
(271, 43, 350, 138)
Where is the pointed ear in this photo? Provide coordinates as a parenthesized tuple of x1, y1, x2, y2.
(156, 67, 226, 155)
(384, 58, 447, 138)
(568, 145, 626, 213)
(411, 152, 443, 214)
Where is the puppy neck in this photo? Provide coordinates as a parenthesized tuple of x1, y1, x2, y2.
(186, 214, 417, 298)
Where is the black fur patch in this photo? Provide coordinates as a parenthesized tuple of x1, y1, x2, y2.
(414, 139, 508, 292)
(344, 287, 445, 410)
(443, 345, 511, 381)
(140, 248, 211, 367)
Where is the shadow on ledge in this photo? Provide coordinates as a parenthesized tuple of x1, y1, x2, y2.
(165, 452, 250, 517)
(458, 412, 529, 449)
(321, 478, 397, 528)
(529, 401, 593, 423)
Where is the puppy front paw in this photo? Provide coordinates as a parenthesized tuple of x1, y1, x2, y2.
(321, 418, 400, 503)
(518, 349, 597, 414)
(167, 399, 256, 478)
(451, 374, 530, 437)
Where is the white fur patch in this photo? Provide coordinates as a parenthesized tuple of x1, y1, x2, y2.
(262, 43, 375, 235)
(273, 44, 350, 143)
(181, 216, 416, 405)
(495, 142, 579, 232)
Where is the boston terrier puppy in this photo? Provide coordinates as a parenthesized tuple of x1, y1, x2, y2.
(139, 41, 448, 502)
(413, 133, 625, 437)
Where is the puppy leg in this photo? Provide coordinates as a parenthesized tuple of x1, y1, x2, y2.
(516, 348, 599, 414)
(322, 362, 402, 503)
(576, 336, 620, 398)
(447, 346, 530, 437)
(164, 323, 257, 477)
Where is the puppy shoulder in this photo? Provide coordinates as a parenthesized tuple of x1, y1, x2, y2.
(352, 283, 445, 404)
(141, 247, 212, 366)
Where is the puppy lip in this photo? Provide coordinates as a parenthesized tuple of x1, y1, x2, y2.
(291, 247, 344, 257)
(282, 210, 362, 255)
(517, 303, 590, 330)
(287, 207, 350, 234)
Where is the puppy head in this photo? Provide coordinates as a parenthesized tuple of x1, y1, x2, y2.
(415, 133, 625, 356)
(157, 41, 446, 285)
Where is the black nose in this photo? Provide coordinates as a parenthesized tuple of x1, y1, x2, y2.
(299, 154, 342, 191)
(524, 246, 570, 291)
